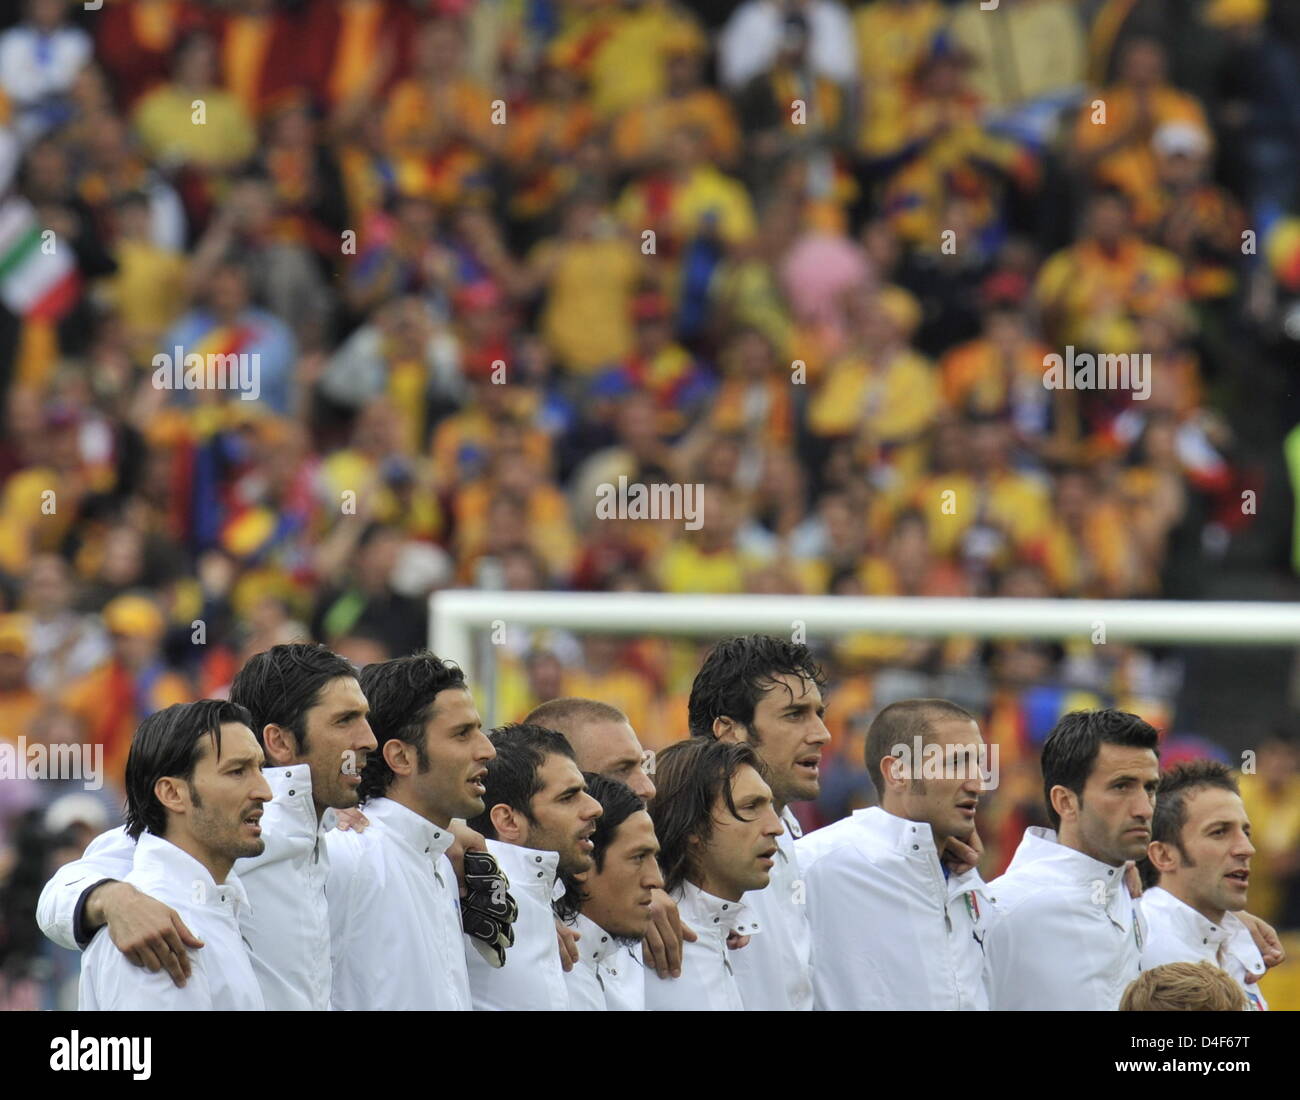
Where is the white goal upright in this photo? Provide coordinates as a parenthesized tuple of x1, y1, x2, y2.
(431, 591, 1300, 725)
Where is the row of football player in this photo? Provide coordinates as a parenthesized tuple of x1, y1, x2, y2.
(38, 636, 1281, 1010)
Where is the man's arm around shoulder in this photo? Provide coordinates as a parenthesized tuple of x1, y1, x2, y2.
(39, 826, 203, 987)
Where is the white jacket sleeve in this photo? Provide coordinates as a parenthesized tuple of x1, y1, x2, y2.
(82, 934, 217, 1011)
(36, 825, 137, 951)
(324, 829, 367, 1011)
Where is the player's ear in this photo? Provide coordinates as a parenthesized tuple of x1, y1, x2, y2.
(383, 736, 414, 778)
(1146, 839, 1178, 875)
(881, 751, 909, 795)
(261, 723, 296, 766)
(155, 775, 188, 816)
(712, 715, 743, 743)
(490, 801, 524, 843)
(1049, 784, 1078, 824)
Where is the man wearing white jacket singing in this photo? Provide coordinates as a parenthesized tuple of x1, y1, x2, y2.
(797, 698, 995, 1010)
(328, 652, 498, 1010)
(38, 643, 376, 1011)
(465, 722, 603, 1010)
(985, 708, 1160, 1010)
(688, 634, 830, 1011)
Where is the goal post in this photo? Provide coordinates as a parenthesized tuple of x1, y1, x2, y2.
(430, 591, 1300, 727)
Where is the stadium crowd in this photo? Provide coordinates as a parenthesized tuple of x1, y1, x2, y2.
(2, 0, 1300, 1007)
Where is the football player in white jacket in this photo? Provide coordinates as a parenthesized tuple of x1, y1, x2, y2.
(798, 698, 995, 1009)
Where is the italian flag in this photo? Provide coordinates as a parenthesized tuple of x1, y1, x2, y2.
(0, 197, 81, 321)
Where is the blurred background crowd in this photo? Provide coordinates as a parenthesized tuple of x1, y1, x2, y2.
(2, 0, 1300, 1008)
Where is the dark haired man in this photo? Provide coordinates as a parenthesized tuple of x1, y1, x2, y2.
(687, 634, 827, 1010)
(328, 653, 495, 1009)
(80, 701, 271, 1010)
(645, 737, 781, 1011)
(797, 699, 995, 1009)
(985, 708, 1161, 1010)
(564, 774, 663, 1011)
(523, 696, 692, 975)
(40, 643, 375, 1009)
(1140, 761, 1268, 1009)
(466, 723, 603, 1010)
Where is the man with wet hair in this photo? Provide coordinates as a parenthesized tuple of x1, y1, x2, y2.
(645, 737, 782, 1011)
(41, 643, 374, 1010)
(687, 634, 829, 1010)
(465, 723, 603, 1010)
(563, 773, 663, 1011)
(80, 700, 271, 1010)
(328, 653, 497, 1009)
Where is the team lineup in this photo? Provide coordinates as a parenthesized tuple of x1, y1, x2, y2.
(39, 635, 1282, 1012)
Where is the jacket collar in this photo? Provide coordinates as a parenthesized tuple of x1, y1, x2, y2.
(264, 763, 330, 835)
(852, 805, 941, 858)
(363, 797, 457, 864)
(1007, 827, 1126, 884)
(677, 880, 760, 937)
(1006, 827, 1134, 923)
(572, 911, 619, 967)
(134, 831, 250, 916)
(850, 806, 988, 898)
(1143, 887, 1266, 976)
(488, 838, 560, 897)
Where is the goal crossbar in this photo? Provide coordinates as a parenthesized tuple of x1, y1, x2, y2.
(430, 591, 1300, 673)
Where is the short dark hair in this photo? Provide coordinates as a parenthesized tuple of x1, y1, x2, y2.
(357, 653, 468, 802)
(1141, 760, 1240, 888)
(467, 723, 576, 839)
(557, 772, 647, 923)
(524, 697, 627, 735)
(649, 738, 763, 894)
(687, 635, 826, 741)
(229, 643, 357, 754)
(125, 700, 255, 839)
(1040, 709, 1160, 830)
(584, 773, 646, 873)
(864, 699, 978, 798)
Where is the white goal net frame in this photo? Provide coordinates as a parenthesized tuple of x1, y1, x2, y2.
(430, 591, 1300, 728)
